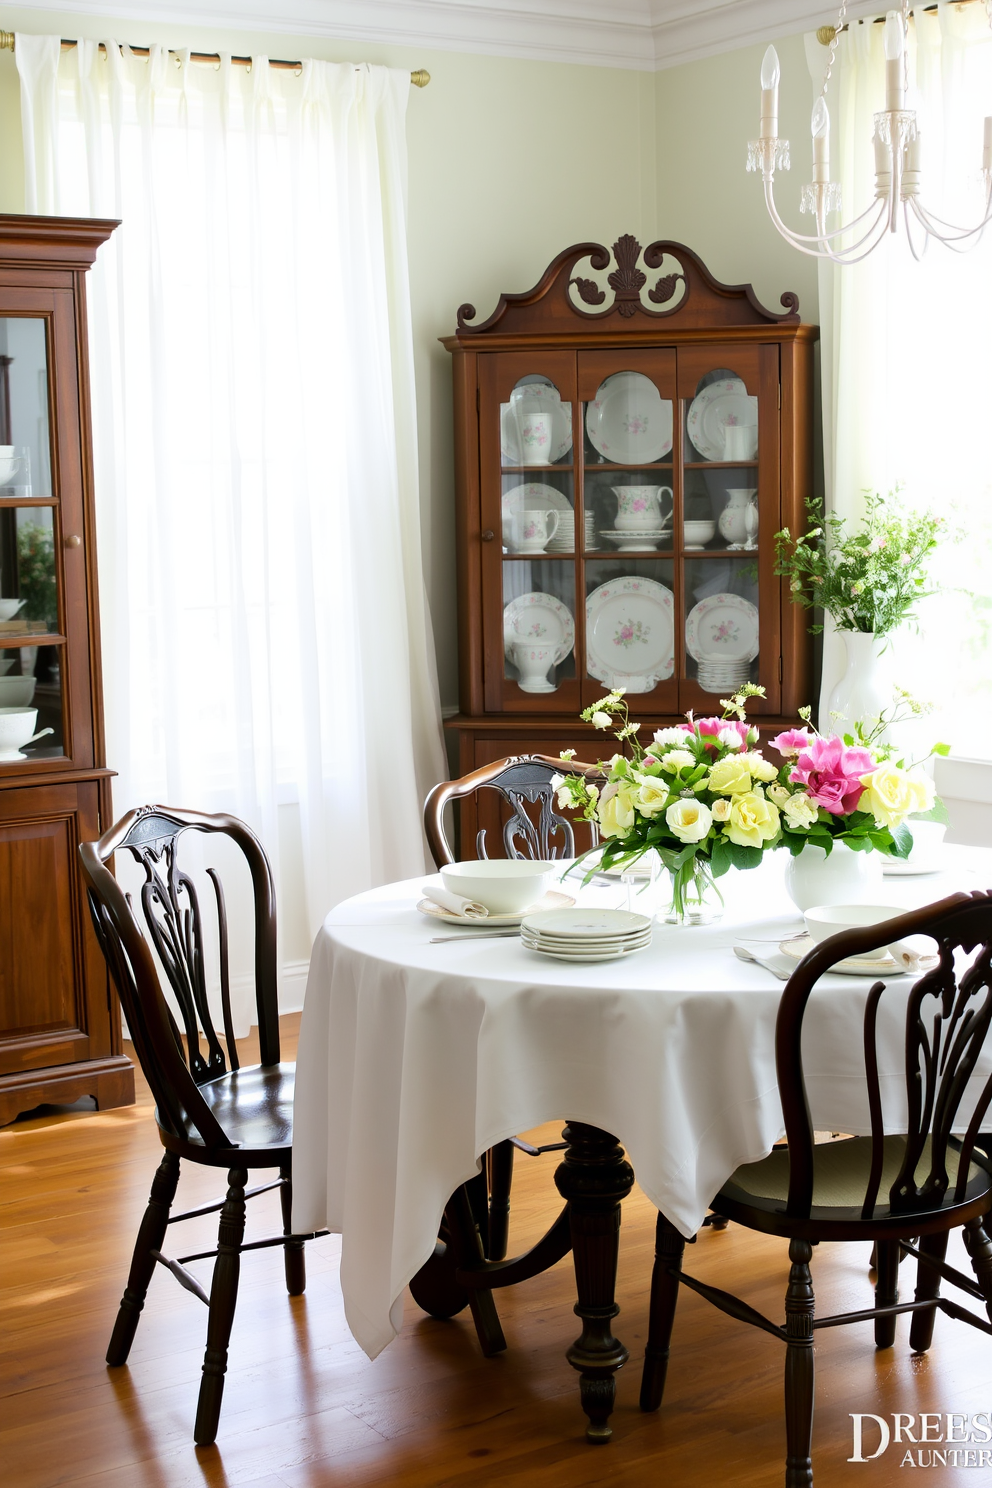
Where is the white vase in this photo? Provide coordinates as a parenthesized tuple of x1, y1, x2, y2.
(784, 841, 884, 913)
(826, 631, 893, 737)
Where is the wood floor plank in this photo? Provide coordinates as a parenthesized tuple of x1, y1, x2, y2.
(2, 1013, 988, 1486)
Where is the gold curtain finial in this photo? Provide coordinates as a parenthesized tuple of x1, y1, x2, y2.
(0, 32, 15, 52)
(410, 69, 430, 88)
(816, 25, 837, 46)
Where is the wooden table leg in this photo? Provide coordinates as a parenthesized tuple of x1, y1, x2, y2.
(554, 1122, 634, 1443)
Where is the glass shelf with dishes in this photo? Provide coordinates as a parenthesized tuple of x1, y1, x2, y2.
(502, 559, 577, 696)
(499, 376, 574, 471)
(684, 367, 758, 465)
(583, 557, 677, 703)
(583, 370, 674, 469)
(683, 555, 760, 697)
(501, 470, 575, 556)
(682, 467, 759, 554)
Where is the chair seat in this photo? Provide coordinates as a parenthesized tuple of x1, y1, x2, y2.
(719, 1135, 989, 1225)
(157, 1062, 296, 1159)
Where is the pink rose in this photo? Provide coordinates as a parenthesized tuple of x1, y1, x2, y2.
(789, 735, 876, 816)
(771, 727, 815, 758)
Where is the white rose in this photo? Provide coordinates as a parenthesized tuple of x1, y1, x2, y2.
(652, 726, 692, 748)
(782, 792, 819, 831)
(718, 728, 744, 751)
(660, 749, 696, 773)
(635, 775, 670, 817)
(665, 798, 713, 844)
(767, 783, 791, 805)
(711, 797, 732, 822)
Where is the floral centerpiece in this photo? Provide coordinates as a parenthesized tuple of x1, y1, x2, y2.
(553, 685, 944, 922)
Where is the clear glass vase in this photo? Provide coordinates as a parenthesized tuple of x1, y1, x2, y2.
(664, 857, 724, 926)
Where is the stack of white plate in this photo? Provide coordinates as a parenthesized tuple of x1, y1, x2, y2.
(584, 513, 599, 550)
(696, 658, 751, 694)
(547, 509, 575, 553)
(520, 907, 652, 962)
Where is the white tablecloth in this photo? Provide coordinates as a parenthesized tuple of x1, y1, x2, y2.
(292, 848, 992, 1360)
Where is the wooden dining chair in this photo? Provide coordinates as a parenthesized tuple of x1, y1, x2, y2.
(638, 890, 992, 1487)
(78, 805, 327, 1447)
(413, 755, 603, 1335)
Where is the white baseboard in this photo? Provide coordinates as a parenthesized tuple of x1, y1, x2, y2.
(278, 958, 311, 1016)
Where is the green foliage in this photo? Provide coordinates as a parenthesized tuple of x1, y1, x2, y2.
(16, 521, 57, 629)
(774, 491, 943, 638)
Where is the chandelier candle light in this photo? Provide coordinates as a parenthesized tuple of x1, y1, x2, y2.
(748, 1, 992, 262)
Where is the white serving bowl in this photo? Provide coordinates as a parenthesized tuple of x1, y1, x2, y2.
(0, 676, 35, 706)
(441, 859, 554, 915)
(0, 598, 26, 621)
(683, 520, 716, 547)
(0, 706, 39, 757)
(804, 903, 906, 959)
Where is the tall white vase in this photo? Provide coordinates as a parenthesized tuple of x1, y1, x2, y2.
(784, 841, 884, 912)
(826, 631, 893, 737)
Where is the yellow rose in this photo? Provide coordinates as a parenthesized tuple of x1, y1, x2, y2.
(859, 764, 936, 831)
(711, 797, 732, 822)
(767, 783, 791, 806)
(742, 751, 778, 783)
(635, 775, 670, 818)
(707, 755, 753, 795)
(665, 798, 713, 844)
(660, 749, 696, 773)
(598, 782, 637, 838)
(724, 790, 781, 848)
(782, 791, 819, 831)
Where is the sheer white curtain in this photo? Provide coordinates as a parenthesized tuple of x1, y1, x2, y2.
(807, 6, 992, 751)
(16, 35, 446, 1011)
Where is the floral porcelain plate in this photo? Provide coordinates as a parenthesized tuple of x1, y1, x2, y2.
(686, 377, 758, 462)
(685, 593, 759, 664)
(503, 591, 575, 666)
(585, 576, 675, 692)
(585, 371, 673, 465)
(500, 382, 573, 465)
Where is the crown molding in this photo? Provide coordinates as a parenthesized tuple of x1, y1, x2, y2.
(5, 0, 888, 72)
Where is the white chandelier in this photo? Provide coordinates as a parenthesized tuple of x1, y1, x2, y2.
(748, 0, 992, 262)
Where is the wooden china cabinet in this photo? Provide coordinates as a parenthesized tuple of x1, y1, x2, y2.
(443, 234, 818, 846)
(0, 215, 133, 1125)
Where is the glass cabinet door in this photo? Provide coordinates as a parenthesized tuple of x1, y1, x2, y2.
(676, 344, 779, 713)
(0, 315, 65, 763)
(480, 351, 580, 711)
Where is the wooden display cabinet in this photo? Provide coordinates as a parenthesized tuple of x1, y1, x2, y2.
(0, 215, 133, 1124)
(443, 234, 817, 846)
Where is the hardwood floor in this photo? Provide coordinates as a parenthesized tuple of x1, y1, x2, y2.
(2, 1013, 987, 1487)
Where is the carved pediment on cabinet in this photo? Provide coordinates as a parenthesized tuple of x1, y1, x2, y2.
(454, 234, 801, 338)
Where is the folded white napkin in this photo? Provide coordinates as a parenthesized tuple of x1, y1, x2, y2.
(422, 884, 489, 919)
(887, 939, 939, 973)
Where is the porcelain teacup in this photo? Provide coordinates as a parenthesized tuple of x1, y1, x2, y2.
(509, 509, 559, 553)
(510, 642, 556, 693)
(613, 485, 672, 532)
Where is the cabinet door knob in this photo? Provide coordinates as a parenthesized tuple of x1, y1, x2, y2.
(481, 529, 495, 542)
(64, 534, 82, 548)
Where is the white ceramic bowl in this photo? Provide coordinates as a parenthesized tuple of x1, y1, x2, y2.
(0, 706, 38, 756)
(683, 520, 716, 547)
(804, 903, 906, 958)
(0, 598, 26, 621)
(0, 676, 36, 706)
(441, 859, 554, 915)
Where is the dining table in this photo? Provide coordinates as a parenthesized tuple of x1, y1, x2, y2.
(291, 844, 992, 1442)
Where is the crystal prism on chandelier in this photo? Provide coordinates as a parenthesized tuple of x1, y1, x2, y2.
(747, 0, 992, 263)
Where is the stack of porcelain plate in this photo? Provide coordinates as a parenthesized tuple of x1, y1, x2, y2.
(696, 658, 751, 694)
(584, 512, 598, 550)
(547, 509, 575, 553)
(520, 907, 652, 962)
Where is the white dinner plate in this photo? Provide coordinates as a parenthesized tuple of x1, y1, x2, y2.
(780, 936, 937, 978)
(501, 383, 573, 465)
(418, 889, 575, 927)
(586, 576, 675, 692)
(685, 593, 759, 664)
(881, 853, 946, 877)
(503, 591, 576, 667)
(686, 377, 758, 462)
(523, 907, 651, 938)
(586, 371, 673, 465)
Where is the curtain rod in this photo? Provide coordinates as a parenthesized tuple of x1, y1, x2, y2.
(817, 1, 975, 45)
(0, 32, 429, 85)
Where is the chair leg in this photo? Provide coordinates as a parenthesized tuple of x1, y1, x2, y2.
(487, 1140, 514, 1263)
(194, 1166, 248, 1447)
(639, 1212, 685, 1412)
(443, 1184, 506, 1357)
(279, 1163, 306, 1297)
(962, 1216, 992, 1324)
(908, 1232, 949, 1353)
(874, 1239, 900, 1348)
(784, 1238, 815, 1488)
(107, 1149, 181, 1367)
